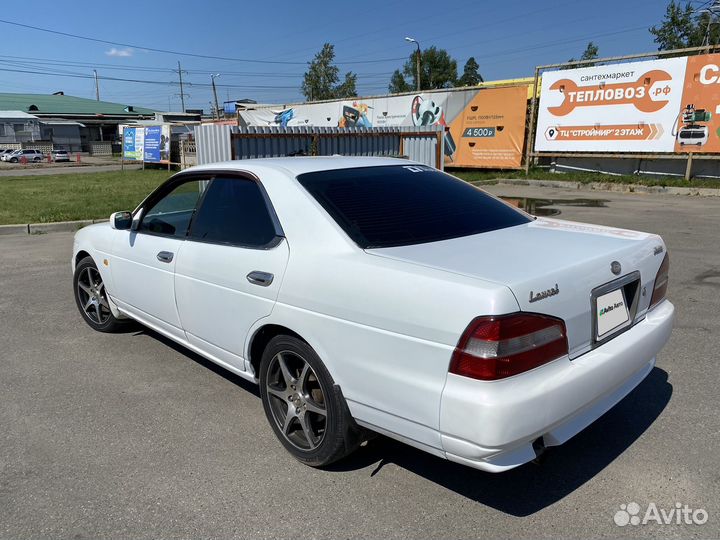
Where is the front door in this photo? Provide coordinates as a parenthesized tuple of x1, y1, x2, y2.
(110, 178, 206, 340)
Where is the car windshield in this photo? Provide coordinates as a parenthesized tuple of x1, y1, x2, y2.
(297, 165, 530, 249)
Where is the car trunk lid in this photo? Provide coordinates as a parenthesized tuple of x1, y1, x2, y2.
(366, 218, 666, 358)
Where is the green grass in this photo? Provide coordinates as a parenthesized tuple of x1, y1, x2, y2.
(1, 167, 718, 226)
(452, 167, 720, 188)
(0, 170, 171, 225)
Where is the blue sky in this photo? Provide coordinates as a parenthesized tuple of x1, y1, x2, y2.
(0, 0, 676, 111)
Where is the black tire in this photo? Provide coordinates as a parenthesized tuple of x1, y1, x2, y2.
(259, 335, 361, 467)
(10, 158, 17, 163)
(33, 157, 41, 162)
(73, 256, 127, 333)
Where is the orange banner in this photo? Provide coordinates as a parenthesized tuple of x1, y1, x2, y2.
(674, 53, 720, 153)
(447, 86, 527, 169)
(547, 70, 673, 116)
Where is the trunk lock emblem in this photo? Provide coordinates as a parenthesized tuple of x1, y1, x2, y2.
(611, 261, 622, 275)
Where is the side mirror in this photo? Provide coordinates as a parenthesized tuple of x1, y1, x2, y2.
(131, 208, 144, 232)
(110, 211, 132, 230)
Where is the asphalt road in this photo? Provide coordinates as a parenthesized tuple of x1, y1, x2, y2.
(0, 162, 142, 177)
(1, 186, 718, 539)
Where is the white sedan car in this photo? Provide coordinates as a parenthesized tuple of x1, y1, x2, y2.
(71, 157, 674, 472)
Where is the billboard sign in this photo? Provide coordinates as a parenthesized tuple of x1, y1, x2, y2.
(122, 126, 144, 161)
(535, 53, 720, 153)
(239, 86, 529, 168)
(143, 125, 171, 163)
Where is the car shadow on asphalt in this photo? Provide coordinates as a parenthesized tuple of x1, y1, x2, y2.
(132, 325, 671, 516)
(325, 367, 672, 517)
(132, 326, 260, 398)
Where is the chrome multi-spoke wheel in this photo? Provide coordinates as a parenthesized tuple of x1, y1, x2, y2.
(76, 266, 111, 325)
(265, 350, 327, 451)
(259, 335, 363, 466)
(73, 256, 126, 333)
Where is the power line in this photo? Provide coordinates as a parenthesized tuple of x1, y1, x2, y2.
(0, 66, 303, 89)
(0, 18, 407, 66)
(0, 54, 395, 78)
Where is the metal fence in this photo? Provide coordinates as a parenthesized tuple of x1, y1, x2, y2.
(194, 125, 444, 169)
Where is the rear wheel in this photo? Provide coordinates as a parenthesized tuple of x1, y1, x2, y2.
(259, 335, 360, 466)
(33, 157, 41, 162)
(73, 256, 127, 332)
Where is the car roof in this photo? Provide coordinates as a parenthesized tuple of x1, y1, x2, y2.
(182, 156, 418, 177)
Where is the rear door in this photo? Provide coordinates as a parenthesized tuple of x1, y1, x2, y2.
(174, 175, 289, 372)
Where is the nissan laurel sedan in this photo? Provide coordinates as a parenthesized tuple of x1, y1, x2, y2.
(71, 157, 674, 472)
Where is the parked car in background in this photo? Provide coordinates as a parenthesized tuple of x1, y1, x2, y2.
(0, 149, 16, 161)
(71, 157, 674, 473)
(52, 150, 71, 162)
(5, 149, 44, 163)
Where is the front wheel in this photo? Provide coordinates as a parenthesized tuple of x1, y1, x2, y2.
(73, 256, 127, 332)
(259, 336, 361, 467)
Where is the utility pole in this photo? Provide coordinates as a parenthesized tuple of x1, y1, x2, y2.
(405, 37, 421, 92)
(211, 73, 221, 120)
(175, 61, 188, 112)
(93, 69, 100, 101)
(703, 0, 720, 48)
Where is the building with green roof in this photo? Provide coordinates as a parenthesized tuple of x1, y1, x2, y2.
(0, 92, 156, 151)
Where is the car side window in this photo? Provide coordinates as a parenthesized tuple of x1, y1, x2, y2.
(139, 180, 205, 238)
(189, 177, 278, 247)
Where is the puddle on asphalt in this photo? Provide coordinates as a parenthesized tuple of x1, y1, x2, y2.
(500, 197, 609, 217)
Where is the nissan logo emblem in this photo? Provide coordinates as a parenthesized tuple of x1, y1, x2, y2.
(611, 261, 622, 275)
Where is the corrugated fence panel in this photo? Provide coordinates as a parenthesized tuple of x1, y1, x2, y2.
(194, 124, 233, 165)
(403, 127, 442, 170)
(195, 125, 444, 168)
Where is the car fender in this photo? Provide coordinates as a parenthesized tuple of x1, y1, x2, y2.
(72, 223, 117, 297)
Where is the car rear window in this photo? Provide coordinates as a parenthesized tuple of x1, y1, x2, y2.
(297, 165, 530, 248)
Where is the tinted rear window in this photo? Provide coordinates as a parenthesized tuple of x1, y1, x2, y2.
(297, 165, 530, 248)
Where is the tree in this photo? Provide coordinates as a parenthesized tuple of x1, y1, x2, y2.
(457, 57, 483, 87)
(301, 43, 358, 101)
(335, 72, 357, 99)
(650, 1, 720, 50)
(567, 42, 599, 67)
(388, 69, 411, 93)
(389, 46, 458, 91)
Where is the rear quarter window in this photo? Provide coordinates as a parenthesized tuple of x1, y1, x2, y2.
(297, 165, 530, 248)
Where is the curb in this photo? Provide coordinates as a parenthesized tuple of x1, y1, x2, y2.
(1, 219, 107, 236)
(476, 178, 720, 197)
(0, 224, 29, 235)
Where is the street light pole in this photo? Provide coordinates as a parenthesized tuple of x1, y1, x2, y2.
(405, 37, 421, 92)
(211, 74, 221, 120)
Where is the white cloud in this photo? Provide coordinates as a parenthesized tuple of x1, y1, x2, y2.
(105, 47, 133, 57)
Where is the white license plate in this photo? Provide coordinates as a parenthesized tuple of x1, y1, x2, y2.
(595, 288, 629, 339)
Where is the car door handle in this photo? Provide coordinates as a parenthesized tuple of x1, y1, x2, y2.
(247, 271, 274, 286)
(156, 251, 174, 263)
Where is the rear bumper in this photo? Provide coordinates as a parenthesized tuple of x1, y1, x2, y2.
(439, 299, 674, 472)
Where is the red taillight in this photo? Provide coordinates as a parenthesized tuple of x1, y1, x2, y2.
(449, 313, 568, 381)
(649, 253, 670, 309)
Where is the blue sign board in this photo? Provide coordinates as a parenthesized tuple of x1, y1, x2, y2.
(144, 126, 162, 163)
(123, 127, 141, 160)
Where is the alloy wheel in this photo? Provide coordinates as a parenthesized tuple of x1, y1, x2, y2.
(265, 350, 327, 451)
(76, 266, 111, 325)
